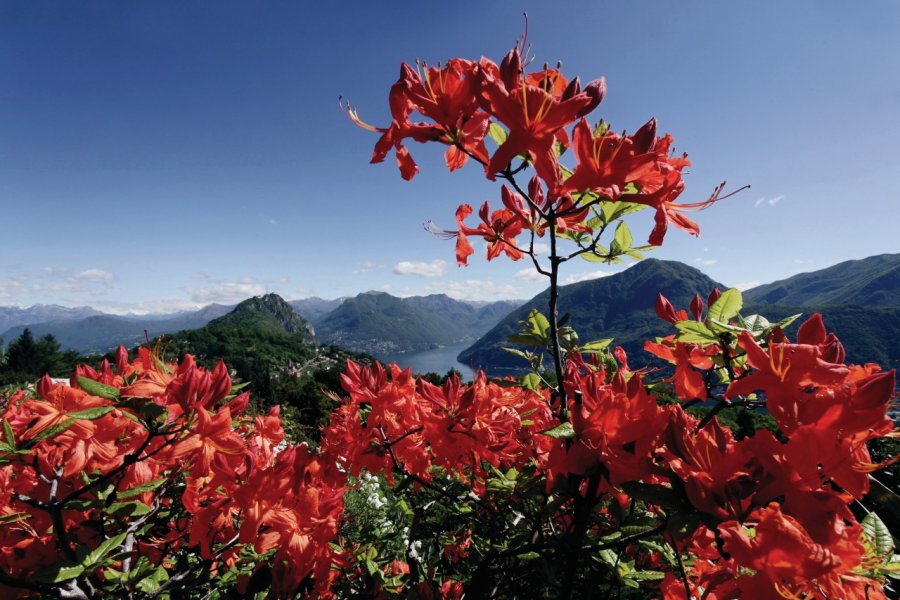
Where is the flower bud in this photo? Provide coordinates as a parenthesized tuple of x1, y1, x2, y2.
(500, 48, 522, 90)
(690, 293, 704, 322)
(632, 117, 658, 153)
(576, 77, 606, 118)
(561, 75, 581, 101)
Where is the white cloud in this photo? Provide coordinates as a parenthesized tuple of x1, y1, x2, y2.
(0, 266, 118, 302)
(513, 268, 546, 283)
(268, 218, 278, 226)
(423, 279, 521, 302)
(563, 270, 614, 284)
(532, 242, 550, 255)
(694, 258, 718, 267)
(72, 269, 117, 284)
(754, 194, 785, 208)
(733, 281, 761, 291)
(392, 259, 448, 278)
(92, 298, 206, 315)
(184, 277, 268, 304)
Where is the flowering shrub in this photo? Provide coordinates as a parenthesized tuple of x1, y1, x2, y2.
(0, 347, 343, 598)
(1, 25, 897, 599)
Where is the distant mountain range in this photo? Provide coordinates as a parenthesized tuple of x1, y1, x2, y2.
(0, 304, 235, 354)
(460, 254, 900, 373)
(311, 292, 521, 355)
(744, 253, 900, 307)
(2, 253, 898, 372)
(0, 304, 104, 334)
(0, 292, 521, 358)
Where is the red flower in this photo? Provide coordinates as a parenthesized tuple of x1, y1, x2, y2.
(478, 54, 603, 190)
(401, 59, 491, 171)
(344, 78, 441, 180)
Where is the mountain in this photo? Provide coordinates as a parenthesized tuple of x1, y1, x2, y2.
(313, 292, 522, 357)
(162, 294, 355, 443)
(459, 259, 722, 373)
(207, 294, 316, 343)
(461, 257, 900, 374)
(0, 304, 103, 334)
(290, 297, 347, 325)
(743, 254, 900, 307)
(1, 304, 233, 354)
(164, 294, 319, 382)
(314, 292, 459, 355)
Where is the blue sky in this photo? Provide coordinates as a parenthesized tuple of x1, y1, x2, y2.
(1, 1, 898, 313)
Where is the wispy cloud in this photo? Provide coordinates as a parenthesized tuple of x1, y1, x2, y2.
(694, 258, 718, 267)
(423, 279, 521, 302)
(352, 260, 382, 275)
(754, 194, 785, 208)
(563, 270, 614, 284)
(513, 268, 546, 283)
(0, 266, 119, 303)
(733, 281, 761, 291)
(184, 276, 288, 304)
(392, 259, 448, 278)
(72, 269, 117, 284)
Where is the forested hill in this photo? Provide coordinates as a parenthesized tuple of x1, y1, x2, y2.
(459, 257, 900, 374)
(459, 259, 722, 373)
(743, 253, 900, 307)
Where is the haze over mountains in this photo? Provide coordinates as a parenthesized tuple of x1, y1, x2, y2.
(2, 253, 898, 373)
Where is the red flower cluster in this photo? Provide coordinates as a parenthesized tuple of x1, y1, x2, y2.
(649, 310, 896, 598)
(321, 361, 557, 494)
(0, 348, 343, 598)
(348, 41, 727, 264)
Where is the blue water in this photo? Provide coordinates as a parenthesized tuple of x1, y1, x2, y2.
(378, 342, 476, 381)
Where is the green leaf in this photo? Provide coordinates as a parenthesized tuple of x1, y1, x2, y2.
(29, 418, 76, 443)
(706, 288, 742, 325)
(135, 566, 169, 594)
(580, 248, 610, 262)
(488, 122, 508, 146)
(76, 377, 120, 401)
(507, 334, 544, 347)
(632, 570, 665, 581)
(673, 320, 718, 344)
(118, 478, 166, 499)
(774, 313, 803, 331)
(541, 422, 575, 440)
(862, 512, 895, 555)
(614, 221, 633, 250)
(581, 339, 613, 353)
(67, 406, 115, 421)
(34, 562, 85, 584)
(743, 314, 770, 332)
(2, 419, 15, 448)
(83, 532, 128, 568)
(516, 551, 541, 560)
(107, 501, 153, 518)
(521, 373, 542, 392)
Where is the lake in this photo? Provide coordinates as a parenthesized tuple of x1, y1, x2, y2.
(378, 342, 476, 381)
